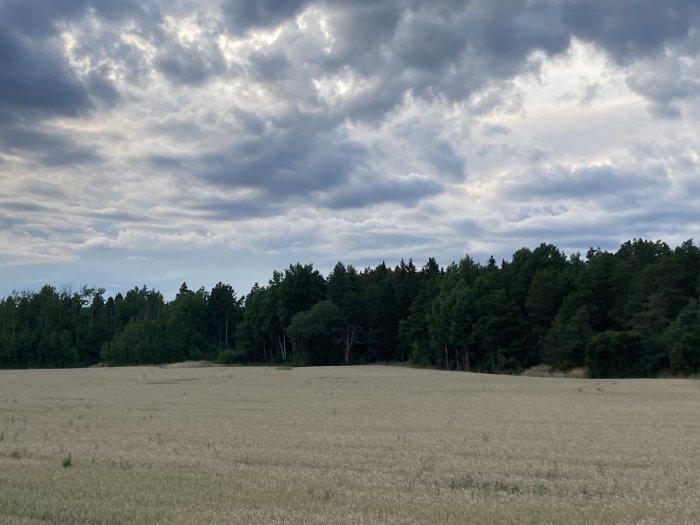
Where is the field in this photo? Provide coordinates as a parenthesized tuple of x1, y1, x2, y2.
(0, 365, 698, 524)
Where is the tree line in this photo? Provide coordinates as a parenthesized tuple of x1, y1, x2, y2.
(1, 239, 698, 377)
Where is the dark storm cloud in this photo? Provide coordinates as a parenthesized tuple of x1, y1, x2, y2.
(18, 180, 67, 200)
(0, 201, 147, 230)
(231, 0, 698, 119)
(425, 141, 466, 180)
(0, 0, 148, 117)
(147, 101, 460, 211)
(0, 0, 152, 166)
(0, 0, 145, 39)
(0, 200, 50, 214)
(323, 0, 570, 115)
(0, 29, 92, 121)
(0, 125, 102, 166)
(149, 117, 367, 200)
(562, 0, 700, 62)
(89, 210, 149, 223)
(199, 131, 363, 195)
(187, 199, 279, 221)
(222, 0, 308, 32)
(616, 209, 700, 235)
(458, 1, 570, 65)
(222, 1, 567, 126)
(500, 165, 670, 204)
(149, 154, 186, 171)
(390, 10, 467, 72)
(455, 217, 486, 236)
(247, 50, 291, 83)
(154, 39, 226, 86)
(2, 0, 698, 123)
(322, 2, 402, 70)
(323, 176, 444, 210)
(626, 62, 700, 119)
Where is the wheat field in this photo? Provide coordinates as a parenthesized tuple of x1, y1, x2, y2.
(0, 365, 698, 524)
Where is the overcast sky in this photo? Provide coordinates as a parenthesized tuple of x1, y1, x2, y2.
(1, 0, 699, 298)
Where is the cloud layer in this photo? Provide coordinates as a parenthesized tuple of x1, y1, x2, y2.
(1, 0, 698, 296)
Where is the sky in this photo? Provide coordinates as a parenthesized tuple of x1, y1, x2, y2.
(1, 0, 699, 299)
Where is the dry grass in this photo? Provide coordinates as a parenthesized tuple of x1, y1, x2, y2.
(0, 365, 698, 524)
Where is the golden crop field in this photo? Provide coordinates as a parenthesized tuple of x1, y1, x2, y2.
(0, 365, 698, 524)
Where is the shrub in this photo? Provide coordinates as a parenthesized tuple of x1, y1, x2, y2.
(669, 331, 700, 375)
(217, 349, 248, 365)
(585, 331, 645, 378)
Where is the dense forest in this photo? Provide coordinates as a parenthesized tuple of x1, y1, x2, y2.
(1, 239, 699, 377)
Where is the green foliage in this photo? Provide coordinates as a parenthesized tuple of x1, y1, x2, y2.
(166, 283, 208, 360)
(1, 238, 698, 377)
(585, 331, 645, 378)
(665, 299, 700, 374)
(327, 263, 364, 364)
(236, 284, 276, 363)
(541, 306, 592, 370)
(669, 332, 700, 375)
(286, 300, 342, 365)
(426, 279, 476, 370)
(101, 319, 164, 365)
(207, 282, 243, 348)
(217, 349, 248, 365)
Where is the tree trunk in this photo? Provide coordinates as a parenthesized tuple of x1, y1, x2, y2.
(280, 333, 287, 361)
(225, 315, 229, 347)
(344, 325, 355, 365)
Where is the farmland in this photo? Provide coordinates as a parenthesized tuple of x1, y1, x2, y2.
(1, 365, 698, 524)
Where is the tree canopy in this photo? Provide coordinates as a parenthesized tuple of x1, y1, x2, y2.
(1, 239, 698, 377)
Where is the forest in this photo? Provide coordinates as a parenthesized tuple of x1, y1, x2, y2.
(0, 239, 698, 378)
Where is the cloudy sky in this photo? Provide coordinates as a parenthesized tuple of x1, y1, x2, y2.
(1, 0, 699, 298)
